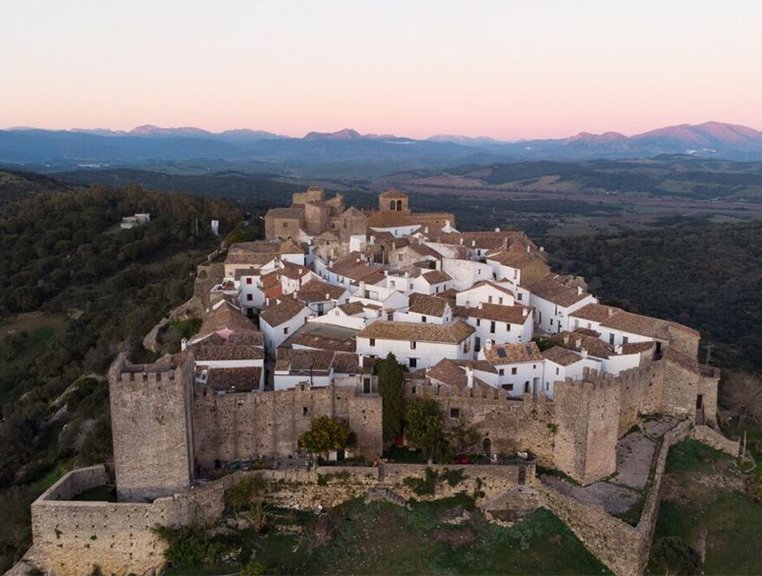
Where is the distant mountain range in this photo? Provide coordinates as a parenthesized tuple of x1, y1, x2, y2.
(2, 121, 762, 171)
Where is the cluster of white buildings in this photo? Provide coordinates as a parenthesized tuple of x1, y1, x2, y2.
(195, 189, 683, 400)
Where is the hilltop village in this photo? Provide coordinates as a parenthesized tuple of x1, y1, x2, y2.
(13, 188, 737, 576)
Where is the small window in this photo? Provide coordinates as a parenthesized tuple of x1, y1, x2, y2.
(517, 293, 523, 301)
(410, 341, 417, 349)
(511, 367, 517, 375)
(505, 323, 511, 332)
(488, 295, 493, 303)
(246, 277, 253, 285)
(556, 367, 560, 375)
(550, 319, 554, 326)
(476, 319, 481, 327)
(303, 407, 308, 416)
(499, 297, 503, 304)
(283, 327, 289, 335)
(450, 408, 460, 419)
(363, 377, 371, 394)
(623, 336, 629, 344)
(282, 222, 288, 228)
(409, 358, 417, 368)
(421, 316, 427, 323)
(247, 294, 253, 301)
(398, 254, 403, 261)
(609, 333, 615, 345)
(499, 368, 505, 376)
(490, 321, 496, 334)
(370, 338, 375, 346)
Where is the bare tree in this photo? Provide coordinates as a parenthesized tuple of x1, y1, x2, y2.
(721, 372, 762, 427)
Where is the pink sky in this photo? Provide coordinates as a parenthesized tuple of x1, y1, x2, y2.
(2, 1, 761, 140)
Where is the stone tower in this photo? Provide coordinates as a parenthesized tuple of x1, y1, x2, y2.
(108, 353, 195, 501)
(378, 189, 410, 213)
(552, 375, 621, 485)
(340, 206, 367, 243)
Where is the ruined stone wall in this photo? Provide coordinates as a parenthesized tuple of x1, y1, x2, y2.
(195, 262, 224, 309)
(109, 355, 195, 502)
(404, 383, 557, 465)
(691, 424, 739, 456)
(24, 465, 226, 576)
(192, 384, 383, 475)
(662, 359, 703, 420)
(615, 363, 665, 436)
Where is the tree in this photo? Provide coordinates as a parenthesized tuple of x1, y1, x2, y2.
(300, 416, 352, 459)
(721, 371, 762, 428)
(375, 352, 406, 442)
(404, 397, 447, 464)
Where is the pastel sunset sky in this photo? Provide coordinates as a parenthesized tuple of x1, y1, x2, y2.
(2, 0, 761, 139)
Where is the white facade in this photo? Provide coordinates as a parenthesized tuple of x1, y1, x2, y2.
(531, 292, 597, 334)
(356, 335, 474, 370)
(260, 307, 314, 355)
(442, 258, 496, 291)
(467, 311, 533, 350)
(456, 282, 515, 308)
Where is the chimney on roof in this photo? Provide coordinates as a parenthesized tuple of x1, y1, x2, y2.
(293, 292, 297, 299)
(359, 280, 366, 295)
(370, 235, 376, 245)
(577, 285, 583, 295)
(471, 240, 476, 247)
(608, 307, 615, 317)
(325, 293, 330, 300)
(522, 308, 528, 318)
(180, 338, 188, 351)
(445, 219, 451, 228)
(495, 227, 500, 232)
(526, 245, 531, 253)
(425, 226, 429, 234)
(615, 345, 623, 355)
(358, 353, 364, 368)
(581, 348, 588, 359)
(404, 271, 410, 279)
(485, 339, 493, 350)
(563, 334, 569, 345)
(466, 367, 474, 389)
(275, 298, 281, 305)
(435, 260, 442, 271)
(540, 246, 545, 252)
(459, 237, 464, 245)
(575, 337, 582, 348)
(478, 303, 483, 310)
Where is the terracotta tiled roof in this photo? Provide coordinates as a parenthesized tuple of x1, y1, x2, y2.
(228, 240, 282, 254)
(542, 346, 583, 366)
(358, 320, 474, 344)
(225, 252, 278, 266)
(197, 302, 259, 340)
(379, 189, 408, 199)
(528, 275, 592, 307)
(275, 348, 335, 372)
(329, 252, 385, 283)
(338, 301, 366, 316)
(487, 248, 546, 269)
(265, 206, 304, 219)
(570, 303, 620, 323)
(259, 297, 310, 328)
(280, 323, 358, 352)
(206, 366, 261, 392)
(482, 342, 543, 364)
(426, 359, 493, 392)
(422, 270, 451, 285)
(550, 331, 613, 359)
(331, 352, 363, 374)
(457, 303, 531, 324)
(599, 310, 674, 340)
(297, 279, 347, 303)
(459, 280, 516, 298)
(408, 293, 450, 317)
(279, 238, 304, 254)
(193, 345, 264, 362)
(409, 243, 443, 259)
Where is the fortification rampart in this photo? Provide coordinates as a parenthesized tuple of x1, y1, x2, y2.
(536, 419, 692, 576)
(23, 465, 226, 576)
(193, 382, 383, 475)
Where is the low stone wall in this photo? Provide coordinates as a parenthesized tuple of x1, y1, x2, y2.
(691, 424, 740, 457)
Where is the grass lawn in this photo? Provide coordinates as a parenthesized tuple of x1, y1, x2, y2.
(647, 440, 762, 575)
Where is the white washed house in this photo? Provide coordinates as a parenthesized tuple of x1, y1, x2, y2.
(259, 297, 314, 355)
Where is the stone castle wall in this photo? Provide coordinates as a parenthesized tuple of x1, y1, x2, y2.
(23, 465, 227, 576)
(193, 383, 383, 475)
(536, 420, 692, 576)
(405, 382, 557, 465)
